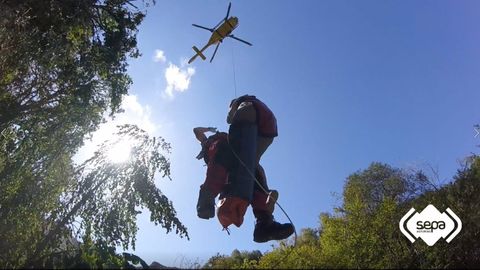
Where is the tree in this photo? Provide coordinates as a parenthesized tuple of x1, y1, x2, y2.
(255, 228, 322, 269)
(255, 163, 437, 269)
(319, 163, 435, 268)
(0, 1, 189, 267)
(22, 125, 188, 268)
(203, 249, 263, 269)
(409, 156, 480, 268)
(257, 158, 480, 269)
(257, 232, 322, 269)
(222, 158, 480, 269)
(0, 0, 150, 202)
(1, 0, 147, 125)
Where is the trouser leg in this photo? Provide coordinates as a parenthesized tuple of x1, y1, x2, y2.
(251, 165, 277, 216)
(202, 162, 228, 196)
(225, 101, 258, 202)
(217, 122, 257, 228)
(197, 162, 228, 219)
(256, 136, 273, 165)
(230, 102, 277, 216)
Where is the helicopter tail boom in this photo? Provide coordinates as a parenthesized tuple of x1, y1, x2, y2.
(192, 46, 206, 60)
(188, 46, 206, 64)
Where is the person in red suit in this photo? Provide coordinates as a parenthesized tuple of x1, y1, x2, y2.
(194, 127, 275, 225)
(200, 94, 294, 243)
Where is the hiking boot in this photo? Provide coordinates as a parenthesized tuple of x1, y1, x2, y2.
(197, 187, 215, 219)
(253, 214, 295, 243)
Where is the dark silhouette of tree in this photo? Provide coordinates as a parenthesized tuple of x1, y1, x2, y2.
(0, 1, 188, 268)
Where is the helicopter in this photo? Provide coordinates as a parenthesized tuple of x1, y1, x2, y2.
(188, 2, 252, 64)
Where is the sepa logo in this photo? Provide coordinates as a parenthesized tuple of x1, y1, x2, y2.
(399, 204, 462, 246)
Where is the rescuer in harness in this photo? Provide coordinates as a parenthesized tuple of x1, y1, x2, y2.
(194, 94, 294, 243)
(193, 127, 275, 225)
(194, 126, 232, 219)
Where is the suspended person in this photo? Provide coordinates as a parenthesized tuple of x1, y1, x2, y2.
(193, 126, 231, 219)
(218, 94, 294, 243)
(193, 126, 273, 219)
(193, 126, 283, 242)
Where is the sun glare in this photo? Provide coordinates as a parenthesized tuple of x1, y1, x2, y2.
(107, 140, 133, 163)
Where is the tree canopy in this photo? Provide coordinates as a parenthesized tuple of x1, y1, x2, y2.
(203, 157, 480, 269)
(1, 0, 188, 268)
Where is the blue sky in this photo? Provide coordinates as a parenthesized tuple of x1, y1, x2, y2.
(79, 0, 480, 267)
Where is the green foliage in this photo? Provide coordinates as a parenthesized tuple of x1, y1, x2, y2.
(203, 249, 262, 269)
(0, 1, 189, 268)
(408, 157, 480, 268)
(319, 163, 425, 268)
(78, 233, 125, 269)
(255, 228, 322, 269)
(70, 124, 189, 247)
(57, 235, 150, 269)
(257, 244, 322, 269)
(206, 158, 480, 269)
(18, 124, 188, 268)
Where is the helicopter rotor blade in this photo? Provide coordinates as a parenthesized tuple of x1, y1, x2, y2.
(228, 34, 252, 46)
(225, 2, 231, 20)
(213, 2, 231, 29)
(192, 24, 214, 32)
(212, 19, 224, 30)
(210, 43, 221, 63)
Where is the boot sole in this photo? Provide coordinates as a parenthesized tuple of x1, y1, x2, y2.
(253, 224, 295, 243)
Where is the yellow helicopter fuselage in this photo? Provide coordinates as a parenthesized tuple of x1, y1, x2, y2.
(188, 14, 247, 64)
(207, 17, 238, 46)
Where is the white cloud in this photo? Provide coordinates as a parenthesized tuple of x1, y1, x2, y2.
(120, 95, 156, 134)
(152, 49, 195, 98)
(74, 94, 158, 164)
(164, 62, 195, 98)
(153, 49, 166, 63)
